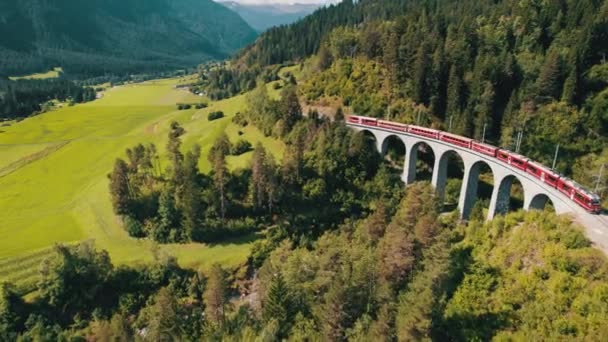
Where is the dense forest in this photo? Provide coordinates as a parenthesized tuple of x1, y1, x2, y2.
(0, 126, 608, 341)
(4, 90, 608, 339)
(205, 0, 608, 199)
(0, 78, 96, 120)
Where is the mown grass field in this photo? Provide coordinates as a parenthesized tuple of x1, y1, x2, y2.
(9, 67, 63, 80)
(0, 78, 285, 292)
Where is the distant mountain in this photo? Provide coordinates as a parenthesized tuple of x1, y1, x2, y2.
(217, 1, 321, 32)
(0, 0, 258, 76)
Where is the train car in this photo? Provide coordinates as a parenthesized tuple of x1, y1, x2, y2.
(497, 150, 529, 171)
(471, 141, 498, 157)
(440, 132, 472, 148)
(361, 117, 378, 126)
(347, 115, 362, 124)
(525, 161, 560, 187)
(557, 178, 602, 213)
(408, 125, 440, 139)
(378, 120, 408, 132)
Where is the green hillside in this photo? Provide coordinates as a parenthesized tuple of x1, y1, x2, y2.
(0, 0, 257, 76)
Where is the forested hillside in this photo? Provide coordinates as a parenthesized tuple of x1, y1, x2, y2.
(3, 82, 608, 338)
(222, 0, 608, 198)
(0, 0, 257, 76)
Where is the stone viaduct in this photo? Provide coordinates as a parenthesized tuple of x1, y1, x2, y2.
(347, 122, 580, 221)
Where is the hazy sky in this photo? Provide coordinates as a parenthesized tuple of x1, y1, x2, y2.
(217, 0, 338, 4)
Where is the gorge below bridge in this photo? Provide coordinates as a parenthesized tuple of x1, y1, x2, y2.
(346, 120, 608, 254)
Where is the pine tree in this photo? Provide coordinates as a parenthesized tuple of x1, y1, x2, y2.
(108, 158, 132, 216)
(167, 121, 186, 172)
(180, 145, 203, 241)
(208, 133, 232, 164)
(446, 65, 464, 132)
(473, 82, 495, 141)
(280, 86, 302, 134)
(412, 44, 430, 105)
(320, 280, 347, 341)
(263, 273, 294, 338)
(536, 50, 563, 100)
(213, 153, 228, 222)
(430, 45, 448, 118)
(204, 264, 227, 327)
(561, 65, 579, 104)
(158, 188, 179, 241)
(146, 287, 181, 341)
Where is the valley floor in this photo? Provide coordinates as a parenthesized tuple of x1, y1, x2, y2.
(0, 78, 284, 292)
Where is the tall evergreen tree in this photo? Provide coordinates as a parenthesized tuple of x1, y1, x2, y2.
(412, 44, 431, 105)
(108, 159, 132, 216)
(280, 86, 303, 134)
(263, 273, 295, 338)
(446, 65, 464, 132)
(204, 264, 227, 327)
(536, 50, 563, 100)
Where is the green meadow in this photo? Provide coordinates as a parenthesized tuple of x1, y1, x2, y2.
(9, 67, 63, 80)
(0, 78, 285, 291)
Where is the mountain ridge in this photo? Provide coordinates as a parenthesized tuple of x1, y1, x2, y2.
(0, 0, 258, 76)
(218, 1, 321, 32)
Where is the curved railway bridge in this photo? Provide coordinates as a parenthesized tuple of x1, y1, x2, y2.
(346, 116, 608, 254)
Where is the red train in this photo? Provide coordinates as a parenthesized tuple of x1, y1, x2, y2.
(347, 115, 602, 213)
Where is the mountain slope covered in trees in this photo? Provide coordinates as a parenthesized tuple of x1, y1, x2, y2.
(222, 0, 608, 201)
(0, 0, 258, 76)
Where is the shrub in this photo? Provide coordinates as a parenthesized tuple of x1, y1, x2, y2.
(208, 111, 225, 121)
(273, 82, 283, 90)
(232, 112, 248, 127)
(177, 103, 192, 110)
(195, 103, 208, 109)
(231, 139, 252, 156)
(123, 216, 145, 238)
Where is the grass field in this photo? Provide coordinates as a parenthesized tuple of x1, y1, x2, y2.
(9, 67, 63, 80)
(0, 77, 284, 292)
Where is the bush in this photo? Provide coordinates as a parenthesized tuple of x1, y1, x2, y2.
(231, 139, 252, 156)
(208, 111, 225, 121)
(273, 82, 283, 90)
(232, 112, 248, 127)
(195, 103, 208, 109)
(177, 103, 192, 110)
(123, 216, 145, 238)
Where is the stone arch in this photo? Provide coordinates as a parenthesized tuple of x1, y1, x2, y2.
(404, 141, 436, 183)
(381, 134, 407, 156)
(434, 149, 466, 208)
(491, 174, 525, 218)
(527, 193, 555, 212)
(358, 129, 381, 154)
(459, 160, 495, 219)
